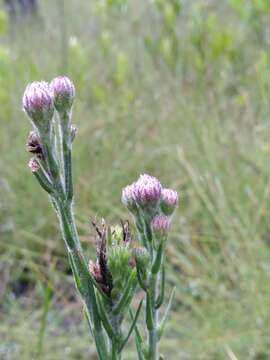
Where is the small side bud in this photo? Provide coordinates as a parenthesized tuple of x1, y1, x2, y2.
(121, 183, 137, 213)
(134, 247, 150, 272)
(26, 131, 44, 159)
(151, 214, 171, 240)
(160, 188, 178, 216)
(22, 81, 54, 133)
(28, 158, 40, 172)
(50, 76, 75, 112)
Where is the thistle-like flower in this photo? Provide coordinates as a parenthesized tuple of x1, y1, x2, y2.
(160, 188, 178, 216)
(151, 214, 171, 239)
(50, 76, 75, 113)
(23, 81, 54, 133)
(133, 174, 162, 215)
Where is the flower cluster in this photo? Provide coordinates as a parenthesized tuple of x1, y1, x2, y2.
(23, 76, 75, 136)
(122, 174, 178, 240)
(122, 174, 178, 359)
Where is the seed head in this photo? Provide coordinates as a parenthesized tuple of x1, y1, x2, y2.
(151, 214, 171, 239)
(50, 76, 75, 112)
(160, 188, 178, 215)
(23, 81, 54, 132)
(133, 174, 162, 213)
(28, 158, 40, 173)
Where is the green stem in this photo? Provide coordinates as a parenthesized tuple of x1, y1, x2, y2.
(111, 339, 122, 360)
(55, 200, 108, 360)
(148, 272, 159, 360)
(42, 136, 65, 199)
(59, 111, 73, 202)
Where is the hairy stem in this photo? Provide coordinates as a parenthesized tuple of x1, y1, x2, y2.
(55, 200, 108, 360)
(148, 272, 159, 360)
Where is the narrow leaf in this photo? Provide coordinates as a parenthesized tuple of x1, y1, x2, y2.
(146, 291, 154, 330)
(157, 287, 176, 340)
(130, 309, 146, 360)
(120, 299, 143, 351)
(137, 269, 147, 292)
(113, 269, 137, 315)
(68, 251, 82, 294)
(96, 293, 116, 340)
(155, 265, 165, 309)
(151, 242, 163, 274)
(33, 168, 54, 195)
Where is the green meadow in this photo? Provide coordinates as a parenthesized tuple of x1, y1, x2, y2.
(1, 0, 270, 358)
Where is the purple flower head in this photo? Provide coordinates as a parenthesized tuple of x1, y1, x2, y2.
(151, 214, 171, 239)
(50, 76, 75, 112)
(133, 174, 162, 212)
(23, 81, 54, 131)
(121, 183, 137, 212)
(160, 188, 179, 215)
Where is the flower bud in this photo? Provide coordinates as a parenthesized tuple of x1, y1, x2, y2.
(133, 174, 162, 216)
(23, 81, 54, 133)
(26, 130, 44, 159)
(28, 158, 40, 173)
(160, 188, 178, 216)
(121, 183, 137, 212)
(50, 76, 75, 112)
(151, 214, 171, 240)
(134, 247, 150, 272)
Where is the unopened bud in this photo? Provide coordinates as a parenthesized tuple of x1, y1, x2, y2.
(121, 183, 137, 212)
(28, 158, 40, 173)
(50, 76, 75, 112)
(160, 188, 178, 216)
(23, 81, 54, 133)
(134, 247, 150, 271)
(151, 214, 171, 239)
(26, 131, 44, 159)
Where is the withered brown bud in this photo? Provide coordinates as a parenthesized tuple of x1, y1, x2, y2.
(26, 131, 44, 159)
(88, 260, 103, 283)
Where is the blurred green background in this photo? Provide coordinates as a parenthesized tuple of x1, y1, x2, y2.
(1, 0, 270, 359)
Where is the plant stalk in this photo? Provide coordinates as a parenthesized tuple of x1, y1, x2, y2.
(148, 272, 159, 360)
(55, 200, 108, 360)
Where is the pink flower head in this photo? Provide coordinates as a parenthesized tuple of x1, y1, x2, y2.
(160, 188, 178, 215)
(50, 76, 75, 112)
(23, 81, 54, 130)
(122, 183, 136, 211)
(151, 214, 171, 238)
(133, 174, 162, 209)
